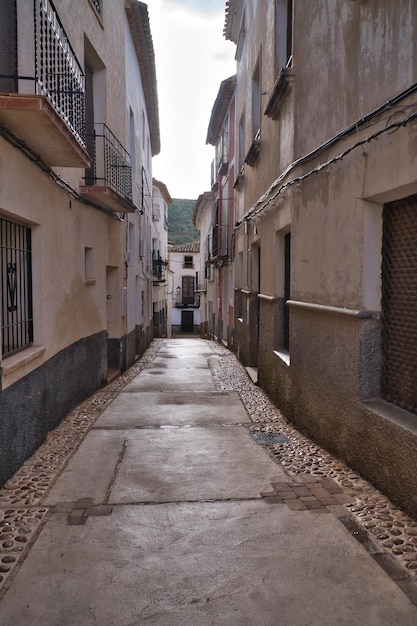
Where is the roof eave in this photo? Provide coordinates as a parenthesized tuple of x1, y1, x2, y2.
(224, 0, 244, 43)
(126, 1, 161, 156)
(192, 191, 214, 227)
(206, 75, 236, 145)
(153, 178, 173, 205)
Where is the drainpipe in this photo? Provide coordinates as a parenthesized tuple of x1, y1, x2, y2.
(124, 214, 129, 372)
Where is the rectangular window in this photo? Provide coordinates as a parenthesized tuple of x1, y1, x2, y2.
(183, 255, 194, 269)
(252, 55, 261, 140)
(275, 0, 293, 75)
(283, 232, 291, 350)
(274, 229, 291, 354)
(238, 111, 245, 171)
(129, 108, 136, 172)
(1, 217, 33, 356)
(85, 246, 94, 281)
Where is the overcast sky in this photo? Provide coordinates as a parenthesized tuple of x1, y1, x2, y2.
(147, 0, 236, 199)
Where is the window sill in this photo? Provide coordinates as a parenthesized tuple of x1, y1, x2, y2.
(244, 137, 261, 167)
(362, 399, 417, 437)
(1, 346, 45, 388)
(234, 166, 245, 189)
(274, 349, 290, 366)
(85, 279, 96, 285)
(264, 67, 294, 120)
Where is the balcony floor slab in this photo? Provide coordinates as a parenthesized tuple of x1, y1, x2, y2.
(0, 94, 90, 168)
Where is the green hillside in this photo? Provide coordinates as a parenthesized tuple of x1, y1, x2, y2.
(168, 198, 199, 245)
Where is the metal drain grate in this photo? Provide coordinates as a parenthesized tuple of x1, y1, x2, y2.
(249, 432, 290, 445)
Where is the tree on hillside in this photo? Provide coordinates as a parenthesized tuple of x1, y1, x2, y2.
(168, 198, 200, 245)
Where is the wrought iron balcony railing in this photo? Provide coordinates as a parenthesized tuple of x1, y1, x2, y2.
(0, 0, 88, 166)
(33, 0, 86, 146)
(152, 253, 168, 283)
(84, 123, 133, 203)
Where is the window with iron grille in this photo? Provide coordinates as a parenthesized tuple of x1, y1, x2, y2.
(382, 195, 417, 414)
(183, 255, 193, 268)
(1, 217, 33, 357)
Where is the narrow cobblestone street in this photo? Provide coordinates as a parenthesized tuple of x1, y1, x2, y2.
(1, 338, 417, 625)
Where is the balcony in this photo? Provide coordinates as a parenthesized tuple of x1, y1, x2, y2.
(79, 124, 136, 213)
(0, 0, 90, 168)
(210, 159, 219, 192)
(175, 296, 200, 308)
(211, 224, 229, 261)
(151, 254, 168, 283)
(218, 153, 228, 176)
(195, 283, 207, 294)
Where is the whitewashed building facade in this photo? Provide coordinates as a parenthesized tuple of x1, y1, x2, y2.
(169, 243, 201, 335)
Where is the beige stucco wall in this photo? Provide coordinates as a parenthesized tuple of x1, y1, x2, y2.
(234, 0, 295, 221)
(1, 0, 157, 385)
(229, 0, 417, 516)
(0, 135, 122, 388)
(293, 0, 417, 160)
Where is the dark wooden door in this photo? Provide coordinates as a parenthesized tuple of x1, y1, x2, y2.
(181, 310, 194, 333)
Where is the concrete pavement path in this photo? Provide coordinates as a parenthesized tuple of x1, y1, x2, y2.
(1, 338, 417, 625)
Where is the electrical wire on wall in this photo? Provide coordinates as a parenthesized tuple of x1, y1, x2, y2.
(0, 122, 124, 221)
(235, 87, 417, 233)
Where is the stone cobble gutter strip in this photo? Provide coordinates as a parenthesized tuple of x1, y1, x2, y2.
(209, 342, 417, 584)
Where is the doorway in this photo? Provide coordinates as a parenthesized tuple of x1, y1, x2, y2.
(181, 310, 194, 333)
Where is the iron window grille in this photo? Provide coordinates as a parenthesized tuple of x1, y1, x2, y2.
(152, 251, 167, 282)
(1, 217, 33, 357)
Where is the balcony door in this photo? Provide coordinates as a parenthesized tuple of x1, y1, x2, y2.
(182, 276, 195, 305)
(84, 62, 95, 185)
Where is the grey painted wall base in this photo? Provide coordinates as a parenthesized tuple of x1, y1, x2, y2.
(0, 331, 107, 487)
(253, 304, 417, 519)
(108, 324, 152, 373)
(171, 325, 200, 335)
